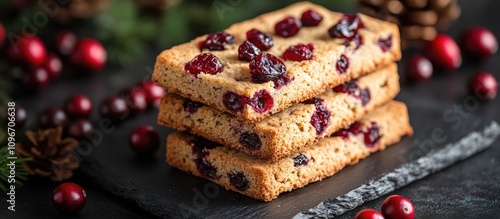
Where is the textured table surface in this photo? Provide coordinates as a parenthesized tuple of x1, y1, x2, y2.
(4, 0, 500, 218)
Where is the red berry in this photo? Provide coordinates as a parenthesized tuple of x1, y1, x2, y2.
(329, 14, 364, 39)
(200, 32, 234, 51)
(129, 125, 160, 156)
(407, 55, 433, 81)
(44, 53, 63, 78)
(65, 94, 92, 118)
(184, 53, 224, 77)
(55, 31, 77, 56)
(52, 182, 87, 214)
(249, 53, 286, 83)
(274, 16, 301, 38)
(122, 86, 148, 113)
(238, 41, 261, 61)
(246, 29, 274, 51)
(140, 80, 165, 107)
(100, 96, 129, 121)
(67, 118, 93, 140)
(8, 34, 47, 66)
(282, 43, 314, 61)
(301, 9, 323, 27)
(355, 209, 385, 219)
(0, 22, 5, 47)
(381, 195, 415, 219)
(22, 67, 50, 89)
(4, 107, 28, 129)
(469, 71, 498, 100)
(70, 38, 107, 72)
(425, 34, 462, 71)
(40, 107, 68, 129)
(461, 27, 498, 59)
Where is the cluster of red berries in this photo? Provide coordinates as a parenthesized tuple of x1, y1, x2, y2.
(35, 78, 163, 153)
(407, 26, 498, 100)
(355, 195, 414, 219)
(0, 22, 107, 90)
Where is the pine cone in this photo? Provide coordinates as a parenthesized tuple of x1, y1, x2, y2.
(51, 0, 111, 25)
(358, 0, 461, 47)
(16, 127, 80, 182)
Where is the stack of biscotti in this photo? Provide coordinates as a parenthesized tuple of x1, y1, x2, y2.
(153, 2, 413, 202)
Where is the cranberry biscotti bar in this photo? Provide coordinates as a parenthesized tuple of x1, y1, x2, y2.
(158, 63, 399, 160)
(166, 101, 413, 201)
(153, 2, 400, 122)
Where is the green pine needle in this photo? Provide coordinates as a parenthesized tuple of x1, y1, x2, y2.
(0, 131, 30, 192)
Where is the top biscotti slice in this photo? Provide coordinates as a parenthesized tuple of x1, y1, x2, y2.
(153, 2, 401, 122)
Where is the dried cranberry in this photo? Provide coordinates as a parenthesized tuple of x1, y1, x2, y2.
(190, 138, 219, 158)
(359, 88, 371, 106)
(333, 80, 371, 106)
(238, 41, 261, 61)
(301, 9, 323, 27)
(239, 132, 262, 150)
(228, 171, 249, 191)
(333, 122, 362, 139)
(293, 154, 309, 167)
(378, 35, 393, 52)
(195, 158, 219, 179)
(246, 29, 274, 51)
(273, 75, 294, 89)
(364, 122, 381, 148)
(274, 16, 302, 38)
(283, 43, 314, 61)
(249, 53, 287, 83)
(336, 54, 349, 74)
(248, 90, 274, 113)
(345, 33, 363, 50)
(185, 53, 224, 77)
(304, 98, 331, 135)
(183, 100, 204, 114)
(328, 14, 364, 39)
(223, 91, 249, 113)
(200, 32, 234, 51)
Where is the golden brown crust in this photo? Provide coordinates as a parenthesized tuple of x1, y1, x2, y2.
(166, 101, 413, 202)
(158, 63, 399, 160)
(153, 2, 401, 122)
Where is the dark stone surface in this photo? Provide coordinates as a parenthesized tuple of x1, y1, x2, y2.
(4, 0, 500, 218)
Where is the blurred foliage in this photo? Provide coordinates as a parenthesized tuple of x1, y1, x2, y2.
(157, 0, 356, 47)
(0, 130, 30, 192)
(0, 0, 355, 65)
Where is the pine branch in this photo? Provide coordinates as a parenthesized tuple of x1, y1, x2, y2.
(0, 130, 30, 192)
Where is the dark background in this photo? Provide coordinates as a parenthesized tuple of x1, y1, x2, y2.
(3, 0, 500, 218)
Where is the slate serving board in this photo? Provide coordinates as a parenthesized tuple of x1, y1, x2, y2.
(77, 84, 498, 219)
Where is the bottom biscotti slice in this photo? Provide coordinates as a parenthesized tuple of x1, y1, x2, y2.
(166, 101, 413, 202)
